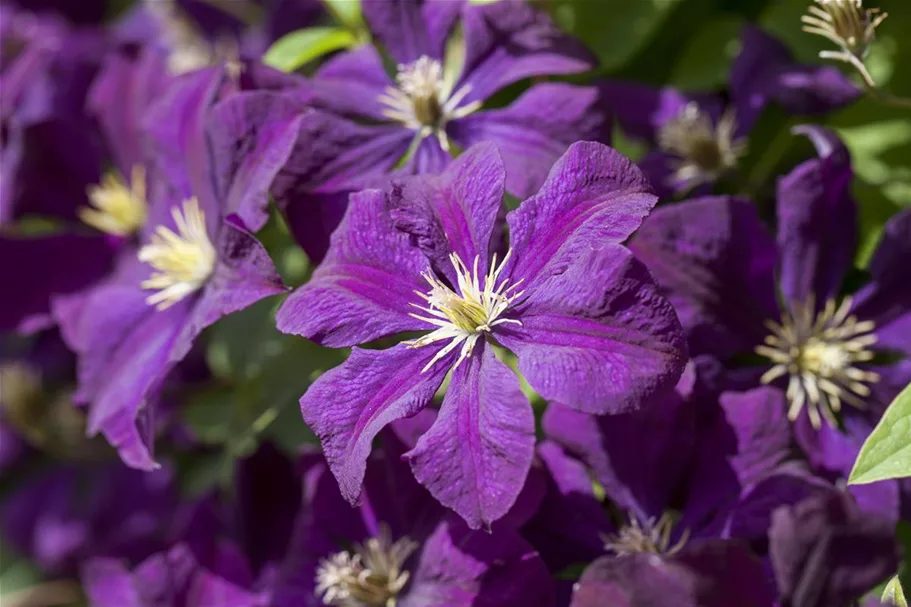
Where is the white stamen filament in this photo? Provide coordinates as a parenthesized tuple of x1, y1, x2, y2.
(756, 296, 880, 429)
(377, 55, 483, 152)
(801, 0, 887, 58)
(405, 250, 524, 373)
(315, 528, 417, 607)
(602, 512, 689, 557)
(80, 166, 148, 237)
(138, 198, 216, 310)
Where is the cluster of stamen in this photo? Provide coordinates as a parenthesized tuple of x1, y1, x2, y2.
(756, 297, 880, 429)
(138, 198, 216, 310)
(315, 529, 418, 607)
(378, 55, 482, 151)
(657, 103, 746, 190)
(602, 512, 689, 557)
(80, 166, 148, 237)
(802, 0, 887, 58)
(405, 251, 524, 372)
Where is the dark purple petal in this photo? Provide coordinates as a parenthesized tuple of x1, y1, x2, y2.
(389, 142, 505, 281)
(500, 244, 687, 415)
(598, 81, 721, 143)
(769, 490, 899, 607)
(310, 46, 393, 121)
(543, 367, 695, 520)
(0, 234, 113, 334)
(207, 91, 306, 231)
(404, 519, 555, 607)
(458, 0, 593, 105)
(630, 196, 779, 359)
(82, 558, 142, 607)
(88, 48, 171, 175)
(853, 208, 911, 351)
(143, 66, 226, 231)
(506, 141, 657, 291)
(449, 83, 609, 199)
(571, 541, 775, 607)
(405, 341, 534, 530)
(299, 343, 452, 505)
(402, 135, 451, 176)
(776, 125, 856, 305)
(276, 190, 430, 347)
(362, 0, 433, 64)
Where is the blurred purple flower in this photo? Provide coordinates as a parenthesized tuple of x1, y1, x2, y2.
(600, 26, 859, 197)
(275, 141, 686, 528)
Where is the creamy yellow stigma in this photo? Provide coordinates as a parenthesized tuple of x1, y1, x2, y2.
(138, 198, 216, 310)
(405, 250, 524, 373)
(377, 55, 482, 152)
(602, 512, 689, 557)
(80, 166, 148, 236)
(657, 103, 746, 190)
(756, 297, 880, 429)
(315, 528, 417, 607)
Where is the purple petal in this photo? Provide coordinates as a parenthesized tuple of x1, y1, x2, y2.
(853, 208, 911, 351)
(598, 81, 721, 142)
(630, 196, 779, 359)
(542, 367, 695, 520)
(404, 519, 555, 607)
(505, 141, 657, 291)
(500, 244, 686, 415)
(769, 490, 900, 607)
(82, 558, 142, 607)
(87, 48, 171, 175)
(449, 83, 609, 199)
(776, 125, 856, 305)
(401, 135, 452, 176)
(389, 142, 504, 281)
(362, 0, 433, 64)
(299, 343, 451, 505)
(405, 341, 534, 530)
(143, 66, 226, 230)
(207, 91, 306, 231)
(276, 190, 430, 347)
(458, 0, 593, 105)
(310, 46, 393, 121)
(0, 233, 114, 334)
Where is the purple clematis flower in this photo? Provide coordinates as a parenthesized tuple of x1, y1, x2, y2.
(253, 0, 604, 261)
(269, 428, 555, 607)
(600, 26, 859, 197)
(275, 141, 687, 529)
(54, 66, 290, 470)
(630, 126, 911, 481)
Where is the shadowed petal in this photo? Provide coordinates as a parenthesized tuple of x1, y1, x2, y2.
(776, 125, 856, 305)
(299, 343, 452, 505)
(598, 81, 721, 143)
(310, 46, 393, 121)
(403, 518, 555, 607)
(405, 341, 534, 530)
(505, 142, 656, 292)
(630, 196, 779, 359)
(500, 245, 686, 415)
(449, 83, 609, 199)
(389, 142, 505, 281)
(458, 0, 593, 106)
(276, 190, 430, 347)
(362, 0, 432, 63)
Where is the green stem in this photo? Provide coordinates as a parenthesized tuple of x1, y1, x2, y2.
(741, 124, 794, 200)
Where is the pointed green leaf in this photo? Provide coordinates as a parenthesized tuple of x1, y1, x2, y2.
(884, 575, 908, 607)
(849, 381, 911, 484)
(264, 26, 358, 72)
(322, 0, 364, 31)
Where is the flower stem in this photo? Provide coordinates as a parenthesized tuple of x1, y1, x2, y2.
(820, 50, 911, 110)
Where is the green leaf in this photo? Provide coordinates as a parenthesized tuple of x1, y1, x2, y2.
(322, 0, 364, 31)
(884, 575, 908, 607)
(849, 381, 911, 484)
(264, 26, 358, 72)
(668, 16, 744, 91)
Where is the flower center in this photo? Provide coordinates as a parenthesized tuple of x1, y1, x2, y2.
(138, 197, 216, 310)
(602, 512, 688, 556)
(657, 103, 745, 190)
(315, 529, 417, 607)
(756, 297, 880, 429)
(377, 55, 482, 151)
(801, 0, 887, 58)
(405, 251, 524, 372)
(80, 166, 148, 237)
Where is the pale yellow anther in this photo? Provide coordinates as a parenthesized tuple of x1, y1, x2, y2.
(80, 166, 148, 236)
